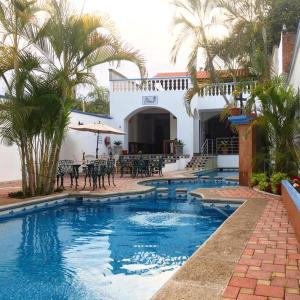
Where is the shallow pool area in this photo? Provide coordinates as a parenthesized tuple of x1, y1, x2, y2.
(143, 169, 239, 196)
(0, 196, 239, 300)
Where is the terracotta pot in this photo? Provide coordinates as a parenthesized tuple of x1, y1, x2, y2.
(229, 107, 242, 116)
(276, 183, 282, 195)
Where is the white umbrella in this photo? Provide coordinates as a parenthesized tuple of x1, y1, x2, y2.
(70, 122, 126, 158)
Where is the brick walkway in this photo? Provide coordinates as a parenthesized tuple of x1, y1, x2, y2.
(195, 186, 280, 201)
(222, 198, 300, 300)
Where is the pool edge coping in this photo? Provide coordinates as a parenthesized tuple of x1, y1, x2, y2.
(151, 193, 270, 300)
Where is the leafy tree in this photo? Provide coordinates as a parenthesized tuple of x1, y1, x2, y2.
(73, 86, 109, 115)
(170, 0, 231, 107)
(0, 0, 145, 196)
(267, 0, 300, 47)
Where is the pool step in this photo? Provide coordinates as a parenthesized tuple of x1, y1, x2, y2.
(156, 187, 169, 199)
(175, 188, 188, 199)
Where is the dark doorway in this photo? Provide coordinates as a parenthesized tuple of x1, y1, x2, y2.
(128, 108, 172, 154)
(205, 115, 236, 139)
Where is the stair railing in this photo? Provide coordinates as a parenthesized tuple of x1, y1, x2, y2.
(201, 139, 215, 156)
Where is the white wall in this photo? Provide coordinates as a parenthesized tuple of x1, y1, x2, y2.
(289, 35, 300, 90)
(217, 155, 239, 168)
(162, 157, 190, 173)
(0, 143, 21, 181)
(60, 111, 121, 161)
(0, 111, 119, 182)
(110, 89, 195, 155)
(170, 113, 177, 140)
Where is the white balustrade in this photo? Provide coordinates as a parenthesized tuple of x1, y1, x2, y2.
(111, 77, 255, 96)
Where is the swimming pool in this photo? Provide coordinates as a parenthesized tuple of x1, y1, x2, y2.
(0, 196, 239, 300)
(143, 169, 239, 196)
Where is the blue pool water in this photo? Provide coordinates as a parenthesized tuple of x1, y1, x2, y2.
(0, 197, 238, 300)
(144, 170, 239, 195)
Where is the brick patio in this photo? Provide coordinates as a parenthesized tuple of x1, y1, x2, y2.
(221, 196, 300, 300)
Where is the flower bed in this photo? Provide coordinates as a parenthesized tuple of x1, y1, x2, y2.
(282, 180, 300, 243)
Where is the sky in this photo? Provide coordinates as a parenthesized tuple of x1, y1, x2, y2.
(72, 0, 192, 87)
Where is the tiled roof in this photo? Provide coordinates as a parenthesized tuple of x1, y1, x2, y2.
(154, 69, 248, 79)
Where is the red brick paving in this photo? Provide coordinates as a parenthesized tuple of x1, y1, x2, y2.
(0, 171, 190, 206)
(221, 195, 300, 300)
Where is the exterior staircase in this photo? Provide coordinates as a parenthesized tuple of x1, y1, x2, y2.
(186, 154, 208, 170)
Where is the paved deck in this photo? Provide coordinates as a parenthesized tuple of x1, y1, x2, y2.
(200, 188, 300, 300)
(0, 171, 191, 206)
(0, 176, 299, 300)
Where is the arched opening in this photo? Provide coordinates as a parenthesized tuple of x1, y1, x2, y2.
(126, 107, 177, 154)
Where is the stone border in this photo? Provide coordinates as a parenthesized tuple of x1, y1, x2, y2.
(253, 187, 281, 199)
(282, 180, 300, 243)
(151, 194, 268, 300)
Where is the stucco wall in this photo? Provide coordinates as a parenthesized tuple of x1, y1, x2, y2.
(110, 88, 230, 156)
(110, 90, 195, 155)
(60, 111, 120, 161)
(0, 111, 117, 182)
(217, 155, 239, 168)
(0, 142, 21, 181)
(289, 42, 300, 89)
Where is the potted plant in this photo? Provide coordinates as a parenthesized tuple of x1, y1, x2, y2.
(251, 173, 271, 192)
(175, 139, 184, 156)
(113, 140, 123, 155)
(218, 140, 230, 154)
(270, 172, 288, 195)
(228, 90, 242, 116)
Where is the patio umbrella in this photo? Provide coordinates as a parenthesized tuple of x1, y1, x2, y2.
(70, 122, 126, 158)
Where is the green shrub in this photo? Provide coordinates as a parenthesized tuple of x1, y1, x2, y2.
(270, 172, 289, 194)
(251, 173, 269, 191)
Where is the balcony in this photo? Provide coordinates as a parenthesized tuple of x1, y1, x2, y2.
(110, 76, 255, 96)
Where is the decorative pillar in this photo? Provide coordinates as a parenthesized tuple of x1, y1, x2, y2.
(228, 116, 256, 186)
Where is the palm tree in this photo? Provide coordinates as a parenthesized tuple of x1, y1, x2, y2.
(246, 77, 300, 175)
(0, 0, 42, 195)
(217, 0, 272, 82)
(170, 0, 230, 107)
(0, 0, 146, 196)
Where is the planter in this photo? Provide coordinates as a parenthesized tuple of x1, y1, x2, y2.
(229, 107, 242, 116)
(113, 145, 123, 155)
(282, 180, 300, 243)
(175, 145, 183, 156)
(221, 148, 229, 154)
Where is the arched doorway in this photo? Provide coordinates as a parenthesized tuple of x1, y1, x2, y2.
(126, 107, 177, 154)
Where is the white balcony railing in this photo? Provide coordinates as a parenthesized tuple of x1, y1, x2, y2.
(111, 76, 255, 96)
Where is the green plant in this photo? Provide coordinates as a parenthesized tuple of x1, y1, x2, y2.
(0, 0, 145, 197)
(270, 172, 289, 194)
(175, 139, 185, 146)
(251, 173, 269, 191)
(218, 140, 230, 153)
(247, 78, 300, 176)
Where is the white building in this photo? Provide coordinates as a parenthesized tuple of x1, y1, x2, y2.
(109, 69, 252, 158)
(0, 69, 253, 181)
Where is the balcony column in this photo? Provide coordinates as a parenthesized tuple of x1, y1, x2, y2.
(228, 116, 256, 186)
(193, 112, 200, 153)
